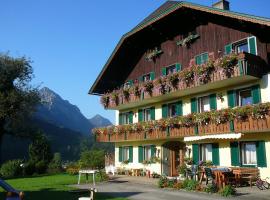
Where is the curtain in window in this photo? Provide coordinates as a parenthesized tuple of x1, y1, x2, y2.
(201, 144, 212, 161)
(242, 143, 257, 164)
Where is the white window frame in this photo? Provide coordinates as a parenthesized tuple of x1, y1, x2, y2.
(198, 96, 210, 113)
(143, 108, 151, 122)
(200, 144, 213, 162)
(241, 142, 257, 166)
(121, 112, 130, 125)
(144, 145, 152, 161)
(237, 88, 252, 106)
(122, 146, 129, 161)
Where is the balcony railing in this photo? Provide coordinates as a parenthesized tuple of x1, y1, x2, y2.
(101, 52, 267, 110)
(93, 103, 270, 142)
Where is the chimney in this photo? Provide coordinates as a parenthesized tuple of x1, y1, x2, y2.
(212, 0, 230, 10)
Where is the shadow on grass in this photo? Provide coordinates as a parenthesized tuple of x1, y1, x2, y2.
(1, 188, 140, 200)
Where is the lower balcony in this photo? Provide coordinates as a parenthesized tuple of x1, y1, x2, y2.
(93, 103, 270, 142)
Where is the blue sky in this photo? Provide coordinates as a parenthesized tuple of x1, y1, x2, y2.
(0, 0, 269, 123)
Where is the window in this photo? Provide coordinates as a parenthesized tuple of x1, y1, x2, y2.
(233, 39, 248, 54)
(241, 142, 257, 165)
(166, 65, 177, 75)
(121, 112, 130, 124)
(143, 74, 151, 82)
(237, 89, 252, 106)
(198, 96, 210, 113)
(200, 144, 212, 162)
(143, 108, 151, 122)
(168, 103, 177, 117)
(195, 52, 209, 65)
(144, 146, 152, 161)
(122, 146, 129, 161)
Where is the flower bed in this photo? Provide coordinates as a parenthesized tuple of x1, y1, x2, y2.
(101, 52, 263, 109)
(94, 102, 270, 142)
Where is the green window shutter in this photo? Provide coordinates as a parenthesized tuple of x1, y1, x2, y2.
(227, 90, 236, 108)
(202, 53, 209, 64)
(118, 113, 123, 125)
(225, 43, 232, 55)
(128, 80, 134, 86)
(161, 67, 167, 76)
(176, 63, 182, 72)
(209, 94, 217, 110)
(150, 72, 155, 80)
(176, 101, 183, 116)
(151, 145, 156, 158)
(251, 85, 261, 104)
(212, 143, 220, 166)
(129, 146, 133, 163)
(191, 98, 198, 113)
(256, 141, 267, 167)
(138, 76, 144, 83)
(150, 107, 155, 120)
(195, 55, 202, 65)
(129, 111, 133, 124)
(162, 104, 168, 118)
(230, 142, 240, 166)
(248, 36, 257, 55)
(119, 147, 123, 162)
(138, 146, 143, 163)
(192, 144, 199, 165)
(138, 109, 143, 122)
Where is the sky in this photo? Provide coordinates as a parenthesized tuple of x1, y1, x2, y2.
(0, 0, 269, 123)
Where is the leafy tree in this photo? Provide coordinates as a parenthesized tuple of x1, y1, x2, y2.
(48, 152, 63, 173)
(79, 150, 105, 170)
(28, 131, 52, 164)
(0, 54, 40, 156)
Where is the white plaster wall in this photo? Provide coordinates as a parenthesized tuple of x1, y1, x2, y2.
(260, 73, 270, 103)
(115, 110, 119, 125)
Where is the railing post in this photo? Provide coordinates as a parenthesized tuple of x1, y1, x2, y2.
(166, 127, 170, 137)
(194, 125, 199, 135)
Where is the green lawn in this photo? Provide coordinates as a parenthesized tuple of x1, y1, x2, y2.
(0, 173, 127, 200)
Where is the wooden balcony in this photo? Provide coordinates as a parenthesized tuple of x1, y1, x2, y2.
(95, 115, 270, 143)
(105, 53, 267, 110)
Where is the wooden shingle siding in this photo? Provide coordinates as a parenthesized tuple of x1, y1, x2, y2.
(125, 21, 268, 83)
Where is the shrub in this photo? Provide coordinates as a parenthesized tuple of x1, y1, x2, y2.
(219, 185, 236, 197)
(35, 160, 47, 174)
(177, 163, 187, 175)
(173, 182, 183, 189)
(24, 161, 35, 176)
(182, 179, 199, 191)
(66, 163, 79, 175)
(79, 150, 105, 170)
(0, 159, 23, 178)
(158, 176, 168, 188)
(204, 183, 218, 194)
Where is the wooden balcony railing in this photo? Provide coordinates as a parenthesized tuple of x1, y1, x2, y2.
(95, 116, 270, 142)
(102, 52, 267, 110)
(94, 103, 270, 142)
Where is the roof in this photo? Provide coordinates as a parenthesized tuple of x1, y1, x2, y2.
(89, 1, 270, 95)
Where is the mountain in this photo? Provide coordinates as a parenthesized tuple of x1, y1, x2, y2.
(35, 87, 92, 135)
(89, 114, 112, 128)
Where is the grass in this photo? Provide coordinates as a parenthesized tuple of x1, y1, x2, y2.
(0, 173, 127, 200)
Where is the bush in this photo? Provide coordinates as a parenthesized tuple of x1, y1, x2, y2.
(0, 159, 23, 178)
(173, 182, 183, 189)
(219, 185, 236, 197)
(182, 179, 199, 191)
(158, 176, 168, 188)
(35, 160, 47, 174)
(204, 183, 218, 194)
(24, 161, 35, 176)
(79, 150, 105, 169)
(66, 162, 79, 175)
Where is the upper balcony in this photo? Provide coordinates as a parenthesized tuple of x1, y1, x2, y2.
(100, 52, 267, 110)
(93, 102, 270, 143)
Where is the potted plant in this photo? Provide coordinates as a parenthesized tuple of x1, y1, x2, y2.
(143, 81, 154, 96)
(122, 88, 130, 101)
(100, 95, 110, 108)
(180, 68, 195, 86)
(168, 72, 180, 89)
(110, 91, 119, 106)
(178, 163, 187, 180)
(219, 53, 238, 77)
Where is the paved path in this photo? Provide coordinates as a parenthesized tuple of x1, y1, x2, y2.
(73, 176, 270, 200)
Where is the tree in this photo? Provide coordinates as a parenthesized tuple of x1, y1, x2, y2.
(79, 150, 105, 170)
(0, 54, 40, 151)
(28, 132, 52, 164)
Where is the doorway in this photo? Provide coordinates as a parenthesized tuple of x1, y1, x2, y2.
(162, 141, 185, 177)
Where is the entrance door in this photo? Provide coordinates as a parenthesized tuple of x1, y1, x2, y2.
(162, 141, 185, 177)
